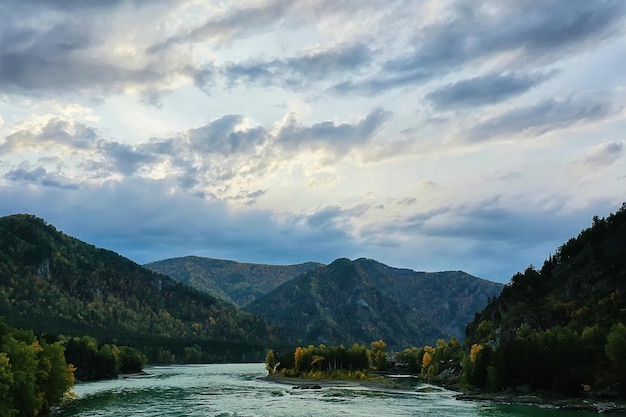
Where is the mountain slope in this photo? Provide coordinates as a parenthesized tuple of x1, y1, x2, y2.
(144, 256, 322, 307)
(0, 214, 276, 349)
(465, 204, 626, 395)
(247, 257, 503, 349)
(467, 205, 626, 340)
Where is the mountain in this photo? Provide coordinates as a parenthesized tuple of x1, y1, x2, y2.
(0, 214, 277, 361)
(246, 257, 503, 349)
(144, 256, 322, 307)
(464, 204, 626, 395)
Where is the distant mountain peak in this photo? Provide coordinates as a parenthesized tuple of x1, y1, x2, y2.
(247, 257, 503, 349)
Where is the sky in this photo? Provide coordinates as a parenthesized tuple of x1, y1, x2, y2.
(1, 0, 625, 283)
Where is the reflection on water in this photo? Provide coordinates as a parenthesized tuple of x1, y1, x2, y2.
(54, 364, 599, 417)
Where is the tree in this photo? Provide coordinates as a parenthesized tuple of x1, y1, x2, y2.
(469, 343, 483, 364)
(606, 322, 626, 382)
(369, 340, 388, 371)
(3, 338, 42, 417)
(36, 341, 75, 414)
(265, 350, 277, 375)
(472, 345, 493, 389)
(421, 352, 432, 373)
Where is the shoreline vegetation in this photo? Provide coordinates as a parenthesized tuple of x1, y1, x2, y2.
(264, 336, 626, 415)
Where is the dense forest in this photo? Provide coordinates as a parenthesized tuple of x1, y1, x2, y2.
(464, 203, 626, 397)
(0, 214, 277, 363)
(145, 256, 322, 307)
(248, 258, 501, 349)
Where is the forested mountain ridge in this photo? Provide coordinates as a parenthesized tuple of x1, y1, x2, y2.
(0, 214, 277, 355)
(464, 204, 626, 395)
(247, 257, 503, 349)
(144, 256, 322, 307)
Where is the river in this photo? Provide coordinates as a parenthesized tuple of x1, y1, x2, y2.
(54, 363, 600, 417)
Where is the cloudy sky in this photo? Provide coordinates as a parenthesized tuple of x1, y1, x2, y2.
(1, 0, 625, 283)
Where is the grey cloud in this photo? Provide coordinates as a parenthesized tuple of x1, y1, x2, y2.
(394, 197, 608, 249)
(187, 115, 268, 156)
(231, 189, 268, 206)
(0, 119, 99, 152)
(306, 206, 344, 228)
(305, 204, 370, 231)
(4, 165, 79, 189)
(426, 72, 554, 109)
(0, 1, 204, 97)
(6, 0, 131, 11)
(223, 43, 373, 89)
(336, 0, 626, 95)
(368, 197, 620, 279)
(0, 178, 357, 265)
(465, 98, 612, 142)
(99, 141, 157, 176)
(330, 71, 430, 96)
(276, 108, 391, 153)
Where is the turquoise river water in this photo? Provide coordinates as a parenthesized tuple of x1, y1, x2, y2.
(54, 363, 600, 417)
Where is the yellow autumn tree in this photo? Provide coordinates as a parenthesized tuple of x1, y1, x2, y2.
(369, 340, 389, 371)
(421, 351, 432, 371)
(294, 347, 304, 371)
(469, 343, 484, 364)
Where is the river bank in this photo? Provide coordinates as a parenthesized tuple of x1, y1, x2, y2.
(265, 373, 626, 414)
(455, 392, 626, 414)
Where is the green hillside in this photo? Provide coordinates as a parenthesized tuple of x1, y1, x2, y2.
(247, 257, 502, 349)
(0, 214, 276, 361)
(145, 256, 322, 306)
(465, 204, 626, 396)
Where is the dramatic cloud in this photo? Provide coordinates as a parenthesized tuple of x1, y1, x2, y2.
(1, 0, 625, 282)
(333, 0, 626, 95)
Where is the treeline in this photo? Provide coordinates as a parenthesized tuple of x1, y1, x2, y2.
(464, 204, 626, 397)
(266, 338, 467, 385)
(266, 328, 625, 398)
(395, 337, 463, 378)
(64, 336, 147, 381)
(0, 319, 74, 417)
(463, 320, 626, 395)
(266, 341, 381, 379)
